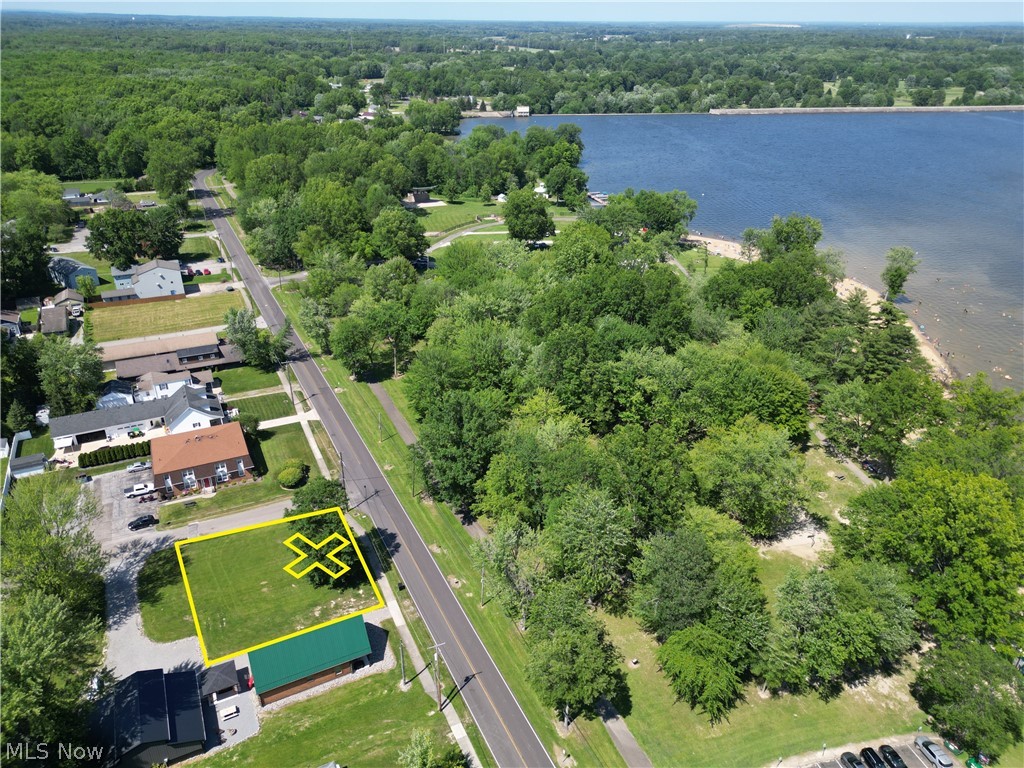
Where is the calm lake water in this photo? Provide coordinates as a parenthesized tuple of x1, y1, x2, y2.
(464, 112, 1024, 387)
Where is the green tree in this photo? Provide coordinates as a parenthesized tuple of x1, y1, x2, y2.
(75, 275, 98, 302)
(141, 205, 185, 260)
(657, 623, 744, 723)
(366, 300, 414, 377)
(912, 641, 1024, 759)
(689, 415, 805, 537)
(38, 337, 103, 417)
(397, 730, 468, 768)
(881, 246, 920, 300)
(0, 222, 51, 299)
(223, 308, 293, 372)
(503, 187, 554, 243)
(85, 207, 146, 270)
(235, 411, 260, 438)
(146, 139, 198, 198)
(331, 315, 376, 377)
(283, 478, 353, 587)
(371, 207, 428, 261)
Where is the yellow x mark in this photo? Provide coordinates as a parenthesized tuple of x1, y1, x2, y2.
(283, 531, 352, 580)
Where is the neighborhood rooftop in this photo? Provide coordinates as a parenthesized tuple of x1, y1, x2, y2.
(151, 421, 249, 475)
(48, 386, 223, 439)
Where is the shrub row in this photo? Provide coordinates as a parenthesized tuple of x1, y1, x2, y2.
(78, 440, 151, 468)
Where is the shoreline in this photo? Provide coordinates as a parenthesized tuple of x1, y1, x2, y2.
(461, 105, 1023, 119)
(685, 234, 957, 386)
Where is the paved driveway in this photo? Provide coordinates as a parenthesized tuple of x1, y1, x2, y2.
(91, 469, 162, 545)
(799, 741, 938, 768)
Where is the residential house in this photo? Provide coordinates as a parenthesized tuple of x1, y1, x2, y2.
(102, 259, 184, 302)
(134, 370, 213, 402)
(150, 421, 254, 495)
(0, 310, 23, 338)
(49, 256, 99, 290)
(49, 386, 224, 450)
(50, 288, 85, 308)
(97, 379, 136, 410)
(113, 344, 244, 380)
(39, 306, 68, 335)
(61, 188, 82, 200)
(248, 617, 372, 706)
(514, 105, 531, 117)
(106, 669, 206, 768)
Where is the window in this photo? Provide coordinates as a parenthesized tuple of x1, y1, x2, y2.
(158, 383, 168, 391)
(182, 468, 197, 489)
(192, 422, 202, 428)
(237, 459, 246, 476)
(215, 462, 229, 482)
(164, 475, 173, 491)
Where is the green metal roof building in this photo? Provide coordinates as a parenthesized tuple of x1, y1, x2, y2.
(248, 616, 372, 705)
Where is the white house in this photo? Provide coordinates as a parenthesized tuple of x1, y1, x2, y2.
(514, 105, 531, 117)
(134, 370, 214, 402)
(103, 259, 184, 302)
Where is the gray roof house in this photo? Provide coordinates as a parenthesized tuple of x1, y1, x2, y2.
(39, 306, 68, 335)
(114, 341, 244, 379)
(49, 256, 99, 290)
(103, 259, 184, 302)
(62, 188, 82, 200)
(50, 386, 224, 449)
(50, 288, 85, 307)
(0, 310, 23, 338)
(108, 669, 206, 768)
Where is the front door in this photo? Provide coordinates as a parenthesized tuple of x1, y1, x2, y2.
(203, 477, 212, 489)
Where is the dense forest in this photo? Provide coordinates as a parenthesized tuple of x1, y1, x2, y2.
(2, 13, 1023, 179)
(1, 12, 1022, 766)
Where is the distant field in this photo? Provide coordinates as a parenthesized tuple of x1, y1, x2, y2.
(61, 179, 121, 194)
(416, 199, 501, 233)
(177, 511, 382, 661)
(89, 291, 243, 342)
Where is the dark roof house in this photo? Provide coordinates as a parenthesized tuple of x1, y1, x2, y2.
(110, 669, 206, 768)
(48, 256, 99, 289)
(10, 453, 47, 478)
(39, 306, 68, 335)
(0, 310, 23, 338)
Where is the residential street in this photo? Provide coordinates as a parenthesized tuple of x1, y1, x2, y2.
(193, 171, 554, 768)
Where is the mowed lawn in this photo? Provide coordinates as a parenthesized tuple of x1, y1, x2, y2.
(138, 548, 196, 643)
(600, 611, 926, 768)
(90, 292, 244, 342)
(216, 364, 282, 396)
(231, 392, 295, 422)
(158, 422, 319, 528)
(179, 515, 382, 661)
(198, 622, 452, 768)
(415, 199, 501, 233)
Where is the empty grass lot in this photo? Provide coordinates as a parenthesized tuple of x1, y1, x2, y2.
(89, 291, 243, 342)
(231, 392, 295, 422)
(19, 429, 53, 458)
(62, 179, 120, 194)
(198, 621, 453, 768)
(415, 199, 501, 233)
(177, 514, 382, 660)
(158, 423, 318, 527)
(179, 236, 221, 261)
(138, 547, 196, 642)
(599, 610, 926, 768)
(216, 364, 281, 396)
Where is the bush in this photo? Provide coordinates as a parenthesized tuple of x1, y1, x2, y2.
(277, 458, 308, 489)
(77, 440, 151, 468)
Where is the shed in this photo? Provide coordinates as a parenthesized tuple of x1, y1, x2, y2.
(10, 453, 47, 479)
(248, 617, 372, 706)
(200, 660, 241, 702)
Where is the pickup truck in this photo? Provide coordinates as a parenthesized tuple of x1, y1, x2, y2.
(123, 483, 155, 499)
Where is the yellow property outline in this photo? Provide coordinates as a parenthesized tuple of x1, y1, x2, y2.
(174, 506, 385, 666)
(283, 531, 352, 580)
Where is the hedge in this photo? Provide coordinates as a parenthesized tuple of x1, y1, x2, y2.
(78, 440, 151, 469)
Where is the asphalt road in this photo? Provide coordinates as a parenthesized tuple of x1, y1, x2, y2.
(193, 172, 554, 768)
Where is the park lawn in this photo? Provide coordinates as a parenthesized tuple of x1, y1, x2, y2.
(138, 547, 196, 643)
(802, 426, 871, 525)
(158, 423, 318, 527)
(415, 199, 501, 233)
(216, 364, 282, 396)
(271, 293, 624, 767)
(89, 291, 244, 342)
(20, 307, 39, 326)
(599, 610, 927, 768)
(677, 249, 734, 278)
(756, 550, 811, 614)
(177, 514, 381, 660)
(231, 392, 295, 422)
(197, 622, 453, 768)
(19, 429, 53, 458)
(179, 235, 221, 261)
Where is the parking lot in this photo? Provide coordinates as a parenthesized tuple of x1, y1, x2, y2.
(90, 468, 163, 545)
(798, 739, 958, 768)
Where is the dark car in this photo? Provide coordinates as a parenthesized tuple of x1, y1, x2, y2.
(840, 753, 867, 768)
(861, 747, 886, 768)
(879, 746, 908, 768)
(128, 514, 158, 531)
(216, 256, 225, 263)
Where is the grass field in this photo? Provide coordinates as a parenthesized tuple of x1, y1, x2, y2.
(802, 426, 871, 525)
(138, 547, 196, 642)
(415, 199, 502, 233)
(178, 511, 382, 660)
(179, 236, 221, 261)
(600, 610, 927, 768)
(231, 392, 295, 422)
(216, 365, 282, 396)
(309, 420, 342, 479)
(62, 179, 121, 194)
(90, 291, 243, 342)
(159, 423, 318, 527)
(273, 292, 625, 767)
(197, 621, 454, 768)
(677, 248, 735, 278)
(19, 429, 53, 458)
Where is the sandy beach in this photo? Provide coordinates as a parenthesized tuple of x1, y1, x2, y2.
(686, 234, 955, 386)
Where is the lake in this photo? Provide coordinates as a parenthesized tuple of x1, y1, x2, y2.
(463, 112, 1024, 388)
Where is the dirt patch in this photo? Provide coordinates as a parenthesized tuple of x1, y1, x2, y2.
(759, 518, 832, 562)
(448, 575, 462, 589)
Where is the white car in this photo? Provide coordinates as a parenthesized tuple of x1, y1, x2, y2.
(126, 461, 152, 473)
(914, 737, 953, 768)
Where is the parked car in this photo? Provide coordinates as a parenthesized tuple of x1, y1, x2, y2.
(76, 473, 92, 484)
(840, 753, 867, 768)
(915, 737, 954, 768)
(202, 268, 212, 275)
(187, 267, 195, 276)
(225, 285, 235, 292)
(861, 747, 886, 768)
(123, 482, 155, 499)
(128, 514, 158, 531)
(127, 461, 152, 473)
(879, 746, 908, 768)
(216, 256, 225, 263)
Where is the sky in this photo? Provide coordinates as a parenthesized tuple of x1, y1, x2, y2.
(3, 1, 1022, 24)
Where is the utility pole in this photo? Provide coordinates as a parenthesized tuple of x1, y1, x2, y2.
(480, 565, 485, 607)
(428, 641, 446, 712)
